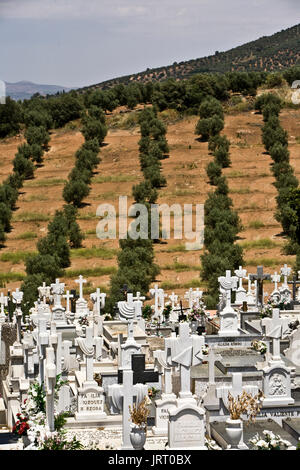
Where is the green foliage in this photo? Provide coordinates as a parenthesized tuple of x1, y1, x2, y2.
(199, 97, 224, 119)
(0, 97, 21, 138)
(63, 178, 90, 206)
(206, 161, 222, 185)
(24, 125, 50, 149)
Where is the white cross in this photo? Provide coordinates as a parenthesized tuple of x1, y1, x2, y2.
(38, 282, 51, 303)
(165, 323, 204, 399)
(76, 326, 95, 383)
(192, 288, 203, 308)
(218, 270, 238, 310)
(234, 266, 247, 290)
(37, 319, 49, 385)
(63, 290, 73, 313)
(184, 288, 194, 309)
(51, 279, 65, 307)
(271, 272, 281, 291)
(281, 264, 291, 287)
(12, 288, 23, 305)
(108, 370, 148, 450)
(90, 288, 106, 316)
(133, 292, 146, 302)
(262, 308, 287, 362)
(75, 275, 87, 300)
(169, 292, 178, 310)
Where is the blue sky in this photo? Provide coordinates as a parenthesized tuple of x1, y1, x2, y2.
(0, 0, 299, 88)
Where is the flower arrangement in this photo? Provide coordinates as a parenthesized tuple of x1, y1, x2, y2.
(187, 304, 207, 322)
(129, 397, 150, 431)
(17, 376, 81, 450)
(12, 413, 30, 437)
(260, 302, 273, 319)
(94, 373, 102, 387)
(78, 315, 89, 327)
(228, 390, 264, 422)
(251, 340, 267, 355)
(202, 345, 209, 356)
(148, 387, 159, 401)
(249, 430, 291, 450)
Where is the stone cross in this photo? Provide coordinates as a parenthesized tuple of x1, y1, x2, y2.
(76, 326, 96, 385)
(249, 266, 271, 307)
(75, 275, 87, 300)
(45, 346, 56, 432)
(262, 308, 288, 363)
(271, 272, 281, 292)
(38, 282, 51, 304)
(149, 284, 167, 321)
(51, 279, 65, 308)
(281, 264, 291, 287)
(184, 288, 194, 309)
(108, 369, 148, 450)
(288, 275, 300, 303)
(90, 288, 106, 316)
(169, 292, 178, 311)
(0, 293, 8, 323)
(191, 288, 203, 308)
(118, 354, 159, 385)
(12, 288, 23, 305)
(165, 322, 204, 401)
(49, 322, 62, 376)
(235, 266, 247, 290)
(37, 319, 50, 385)
(118, 293, 141, 369)
(218, 270, 238, 311)
(63, 290, 73, 314)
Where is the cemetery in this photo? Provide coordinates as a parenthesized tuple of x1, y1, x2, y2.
(1, 265, 300, 451)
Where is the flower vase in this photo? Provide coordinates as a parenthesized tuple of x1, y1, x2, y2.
(22, 434, 31, 449)
(190, 321, 198, 334)
(130, 426, 147, 450)
(225, 418, 243, 450)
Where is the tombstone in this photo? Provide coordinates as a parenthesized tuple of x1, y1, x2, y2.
(49, 279, 66, 323)
(75, 326, 106, 421)
(249, 266, 271, 308)
(270, 272, 282, 304)
(258, 309, 295, 406)
(90, 288, 106, 316)
(58, 340, 72, 413)
(45, 346, 56, 432)
(167, 404, 206, 450)
(108, 369, 148, 450)
(234, 266, 247, 305)
(216, 372, 259, 411)
(152, 350, 177, 436)
(279, 265, 292, 306)
(132, 292, 146, 331)
(118, 293, 141, 369)
(38, 283, 51, 314)
(165, 323, 204, 404)
(218, 271, 240, 337)
(169, 292, 179, 323)
(75, 275, 88, 317)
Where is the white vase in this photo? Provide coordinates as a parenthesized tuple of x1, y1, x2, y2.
(225, 418, 243, 449)
(130, 427, 146, 450)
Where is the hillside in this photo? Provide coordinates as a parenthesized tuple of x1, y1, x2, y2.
(82, 23, 300, 91)
(0, 99, 299, 298)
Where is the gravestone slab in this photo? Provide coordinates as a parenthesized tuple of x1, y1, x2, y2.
(210, 419, 297, 450)
(167, 404, 206, 450)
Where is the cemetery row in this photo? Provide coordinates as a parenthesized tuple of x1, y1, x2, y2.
(1, 264, 300, 450)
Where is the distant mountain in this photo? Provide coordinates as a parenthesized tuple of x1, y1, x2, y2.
(5, 81, 72, 101)
(82, 23, 300, 92)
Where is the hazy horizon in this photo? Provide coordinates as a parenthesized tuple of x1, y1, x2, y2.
(0, 0, 299, 88)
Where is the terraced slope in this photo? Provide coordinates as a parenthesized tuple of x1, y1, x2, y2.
(0, 105, 299, 298)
